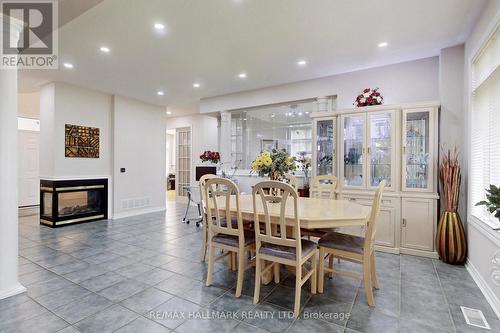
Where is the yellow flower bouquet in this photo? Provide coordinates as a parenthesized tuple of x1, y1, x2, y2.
(251, 149, 296, 181)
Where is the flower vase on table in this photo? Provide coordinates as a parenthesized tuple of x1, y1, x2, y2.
(251, 149, 296, 197)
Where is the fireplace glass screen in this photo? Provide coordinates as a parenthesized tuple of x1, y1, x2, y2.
(58, 190, 103, 217)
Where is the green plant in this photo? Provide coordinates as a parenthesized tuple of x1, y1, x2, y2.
(476, 184, 500, 220)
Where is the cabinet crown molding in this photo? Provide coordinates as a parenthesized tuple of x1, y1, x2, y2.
(309, 100, 440, 118)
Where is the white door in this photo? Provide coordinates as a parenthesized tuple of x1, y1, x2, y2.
(176, 127, 191, 197)
(18, 130, 40, 207)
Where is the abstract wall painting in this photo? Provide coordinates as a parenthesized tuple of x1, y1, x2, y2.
(65, 124, 100, 158)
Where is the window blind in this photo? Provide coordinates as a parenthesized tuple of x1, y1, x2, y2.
(470, 24, 500, 225)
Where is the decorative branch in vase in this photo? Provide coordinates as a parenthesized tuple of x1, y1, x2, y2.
(436, 147, 467, 265)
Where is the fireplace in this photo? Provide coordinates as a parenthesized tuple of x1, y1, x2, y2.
(40, 178, 108, 227)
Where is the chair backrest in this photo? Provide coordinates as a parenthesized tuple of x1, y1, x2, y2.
(363, 180, 386, 254)
(204, 177, 244, 238)
(199, 174, 218, 208)
(284, 174, 298, 192)
(252, 181, 301, 259)
(310, 175, 340, 199)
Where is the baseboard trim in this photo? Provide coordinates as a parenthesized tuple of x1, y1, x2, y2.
(112, 206, 166, 220)
(400, 248, 439, 259)
(0, 283, 26, 300)
(375, 245, 400, 255)
(465, 258, 500, 320)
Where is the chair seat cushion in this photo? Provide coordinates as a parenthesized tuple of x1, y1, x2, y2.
(259, 239, 317, 260)
(318, 232, 365, 254)
(212, 230, 255, 247)
(211, 217, 252, 228)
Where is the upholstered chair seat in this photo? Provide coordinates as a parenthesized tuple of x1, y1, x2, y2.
(260, 239, 317, 260)
(318, 232, 364, 254)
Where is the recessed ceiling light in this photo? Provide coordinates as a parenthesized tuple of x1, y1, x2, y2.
(238, 73, 247, 78)
(298, 112, 303, 116)
(166, 111, 172, 115)
(378, 42, 388, 48)
(305, 111, 310, 114)
(154, 23, 165, 30)
(157, 91, 164, 96)
(271, 114, 275, 118)
(243, 118, 247, 121)
(297, 60, 307, 66)
(63, 63, 74, 69)
(193, 83, 200, 88)
(100, 46, 110, 53)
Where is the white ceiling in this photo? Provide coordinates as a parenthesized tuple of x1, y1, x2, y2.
(19, 0, 487, 116)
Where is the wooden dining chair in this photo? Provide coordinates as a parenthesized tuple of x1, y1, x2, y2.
(252, 181, 317, 318)
(199, 174, 218, 262)
(317, 180, 386, 306)
(310, 175, 341, 199)
(284, 174, 298, 192)
(303, 175, 342, 241)
(205, 177, 255, 297)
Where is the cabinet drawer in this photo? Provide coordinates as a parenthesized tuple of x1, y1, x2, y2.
(344, 195, 397, 208)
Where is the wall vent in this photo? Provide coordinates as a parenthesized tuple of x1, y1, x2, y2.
(461, 306, 490, 330)
(120, 197, 152, 210)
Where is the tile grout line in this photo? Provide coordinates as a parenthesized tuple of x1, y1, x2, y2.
(432, 259, 458, 333)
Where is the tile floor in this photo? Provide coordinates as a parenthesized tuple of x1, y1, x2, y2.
(2, 202, 499, 333)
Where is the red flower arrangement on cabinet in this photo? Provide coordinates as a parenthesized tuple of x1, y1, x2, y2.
(354, 87, 383, 107)
(200, 150, 220, 164)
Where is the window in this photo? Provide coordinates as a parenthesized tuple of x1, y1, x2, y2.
(230, 100, 314, 169)
(470, 24, 500, 226)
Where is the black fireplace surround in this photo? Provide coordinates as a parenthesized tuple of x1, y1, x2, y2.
(40, 178, 108, 227)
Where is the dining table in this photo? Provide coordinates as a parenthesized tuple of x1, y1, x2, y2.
(213, 194, 371, 229)
(211, 194, 371, 283)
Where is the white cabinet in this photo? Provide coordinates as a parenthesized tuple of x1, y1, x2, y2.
(310, 102, 440, 258)
(313, 118, 336, 177)
(340, 111, 397, 191)
(401, 197, 436, 252)
(402, 108, 437, 193)
(342, 194, 398, 249)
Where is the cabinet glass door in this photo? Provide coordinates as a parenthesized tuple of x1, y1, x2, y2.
(316, 119, 335, 176)
(369, 112, 393, 187)
(404, 110, 431, 190)
(343, 115, 365, 187)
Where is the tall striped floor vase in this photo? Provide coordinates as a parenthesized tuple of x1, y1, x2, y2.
(436, 211, 467, 265)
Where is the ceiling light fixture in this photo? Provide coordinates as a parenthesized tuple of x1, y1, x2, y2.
(63, 63, 74, 69)
(154, 23, 165, 30)
(378, 42, 388, 48)
(166, 111, 172, 115)
(157, 91, 164, 96)
(100, 46, 110, 53)
(297, 60, 307, 66)
(238, 73, 247, 78)
(193, 83, 200, 88)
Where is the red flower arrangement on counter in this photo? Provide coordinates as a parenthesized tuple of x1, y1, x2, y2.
(200, 150, 220, 164)
(354, 87, 383, 107)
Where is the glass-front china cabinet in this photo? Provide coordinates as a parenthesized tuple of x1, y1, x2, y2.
(313, 118, 336, 177)
(310, 102, 439, 258)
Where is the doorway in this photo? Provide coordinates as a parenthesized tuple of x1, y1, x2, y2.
(18, 117, 40, 208)
(166, 129, 176, 202)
